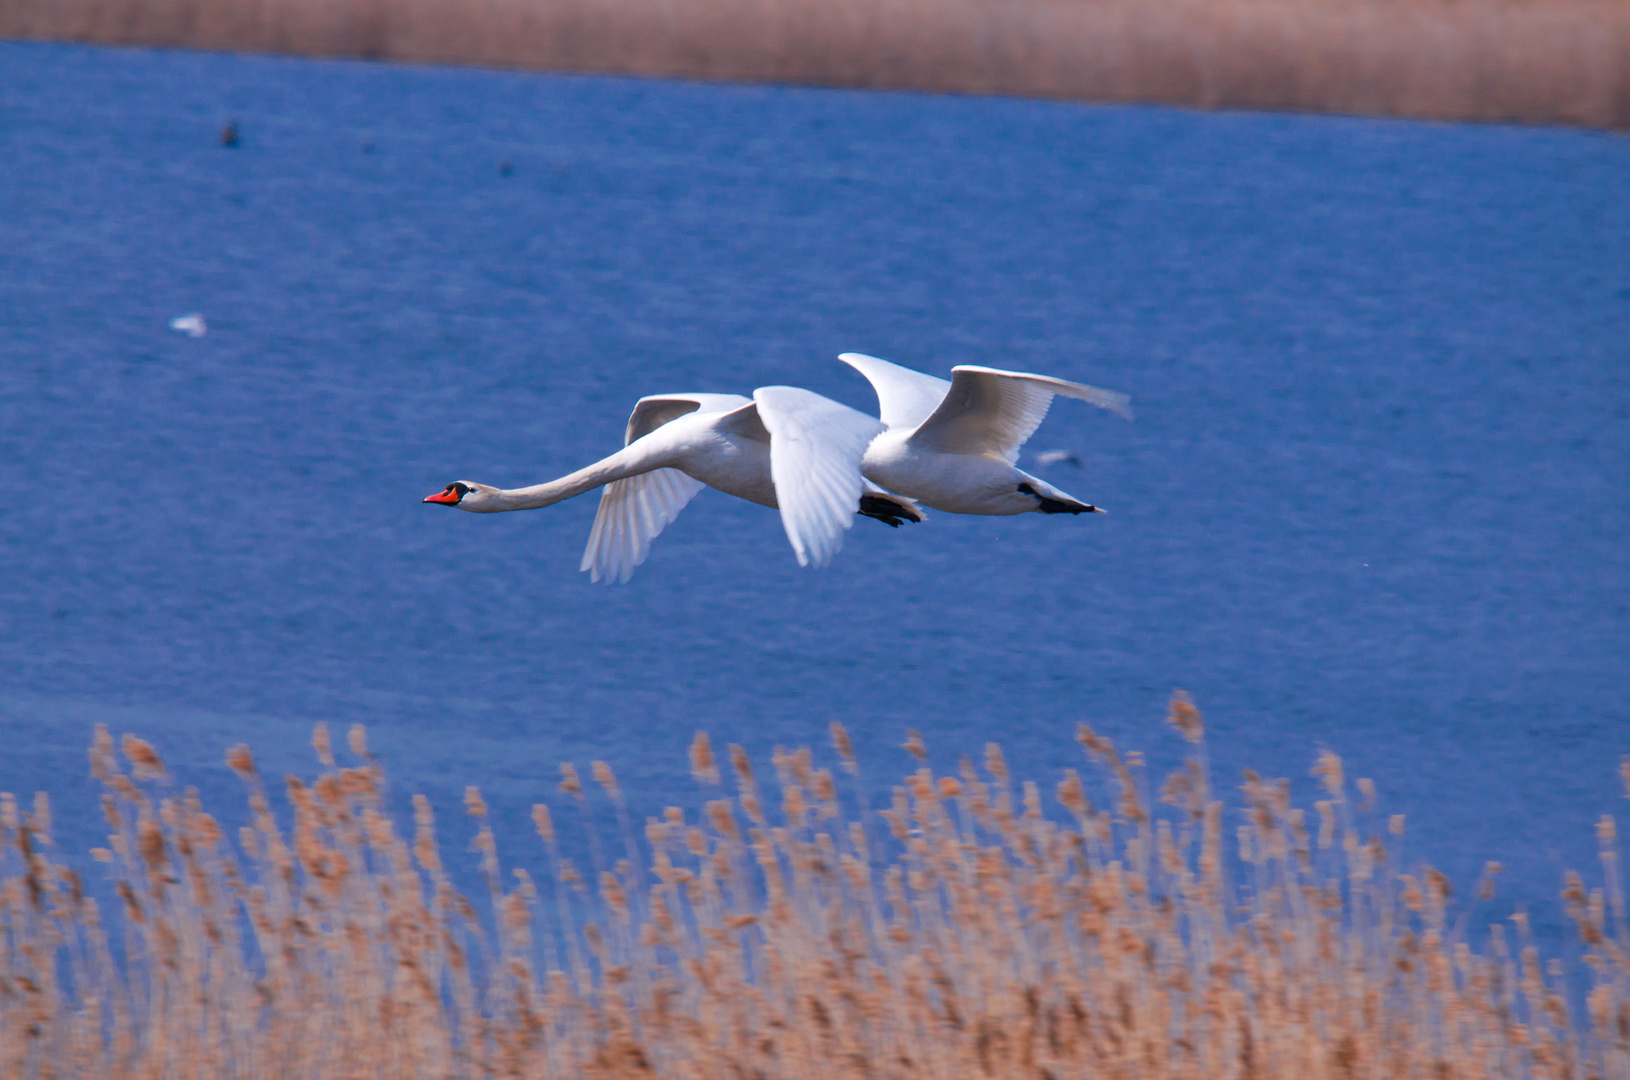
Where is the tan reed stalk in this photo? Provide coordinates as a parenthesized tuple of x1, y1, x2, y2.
(3, 0, 1627, 129)
(2, 698, 1628, 1077)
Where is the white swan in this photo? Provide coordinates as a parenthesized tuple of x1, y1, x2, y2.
(838, 353, 1133, 515)
(424, 387, 923, 583)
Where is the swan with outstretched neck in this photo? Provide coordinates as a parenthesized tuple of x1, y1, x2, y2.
(424, 387, 922, 583)
(838, 353, 1133, 515)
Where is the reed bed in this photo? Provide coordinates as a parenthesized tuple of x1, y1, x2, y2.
(2, 696, 1628, 1078)
(5, 0, 1629, 129)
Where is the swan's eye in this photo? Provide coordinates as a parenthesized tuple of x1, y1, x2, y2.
(453, 483, 472, 496)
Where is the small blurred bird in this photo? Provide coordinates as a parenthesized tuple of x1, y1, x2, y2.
(1033, 449, 1083, 469)
(220, 120, 239, 147)
(169, 313, 207, 338)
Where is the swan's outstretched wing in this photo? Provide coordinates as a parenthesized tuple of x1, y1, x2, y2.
(577, 393, 750, 584)
(625, 393, 752, 445)
(909, 365, 1132, 462)
(754, 386, 885, 568)
(838, 353, 951, 432)
(580, 468, 706, 584)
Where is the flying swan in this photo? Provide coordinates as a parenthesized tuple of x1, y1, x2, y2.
(424, 387, 923, 583)
(838, 353, 1133, 515)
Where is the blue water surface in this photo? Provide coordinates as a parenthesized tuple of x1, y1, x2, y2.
(2, 42, 1627, 948)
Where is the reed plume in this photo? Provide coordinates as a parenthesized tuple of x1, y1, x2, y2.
(2, 696, 1628, 1078)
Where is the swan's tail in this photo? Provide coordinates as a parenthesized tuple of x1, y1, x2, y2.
(857, 485, 925, 528)
(1016, 475, 1105, 515)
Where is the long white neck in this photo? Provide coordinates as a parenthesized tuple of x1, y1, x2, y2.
(485, 445, 654, 511)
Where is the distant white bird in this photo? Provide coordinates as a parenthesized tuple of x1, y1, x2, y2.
(169, 313, 207, 338)
(425, 388, 923, 583)
(838, 352, 1131, 515)
(1033, 449, 1084, 469)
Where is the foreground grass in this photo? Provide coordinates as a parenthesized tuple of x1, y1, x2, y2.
(2, 697, 1627, 1078)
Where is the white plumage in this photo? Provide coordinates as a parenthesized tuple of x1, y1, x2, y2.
(838, 353, 1131, 516)
(425, 388, 922, 583)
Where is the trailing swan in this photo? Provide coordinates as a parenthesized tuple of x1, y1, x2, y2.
(838, 352, 1132, 516)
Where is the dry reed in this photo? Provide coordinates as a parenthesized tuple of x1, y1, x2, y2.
(2, 696, 1628, 1078)
(4, 0, 1629, 130)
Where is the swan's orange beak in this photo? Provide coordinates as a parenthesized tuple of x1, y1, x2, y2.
(423, 486, 462, 505)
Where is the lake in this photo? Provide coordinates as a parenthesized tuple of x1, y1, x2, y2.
(2, 41, 1627, 951)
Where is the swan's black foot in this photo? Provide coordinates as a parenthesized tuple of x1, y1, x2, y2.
(1018, 483, 1100, 515)
(859, 494, 923, 528)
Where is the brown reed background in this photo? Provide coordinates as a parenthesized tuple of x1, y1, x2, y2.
(3, 0, 1629, 129)
(3, 695, 1628, 1078)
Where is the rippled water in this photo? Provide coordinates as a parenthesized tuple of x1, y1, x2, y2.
(2, 42, 1627, 942)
